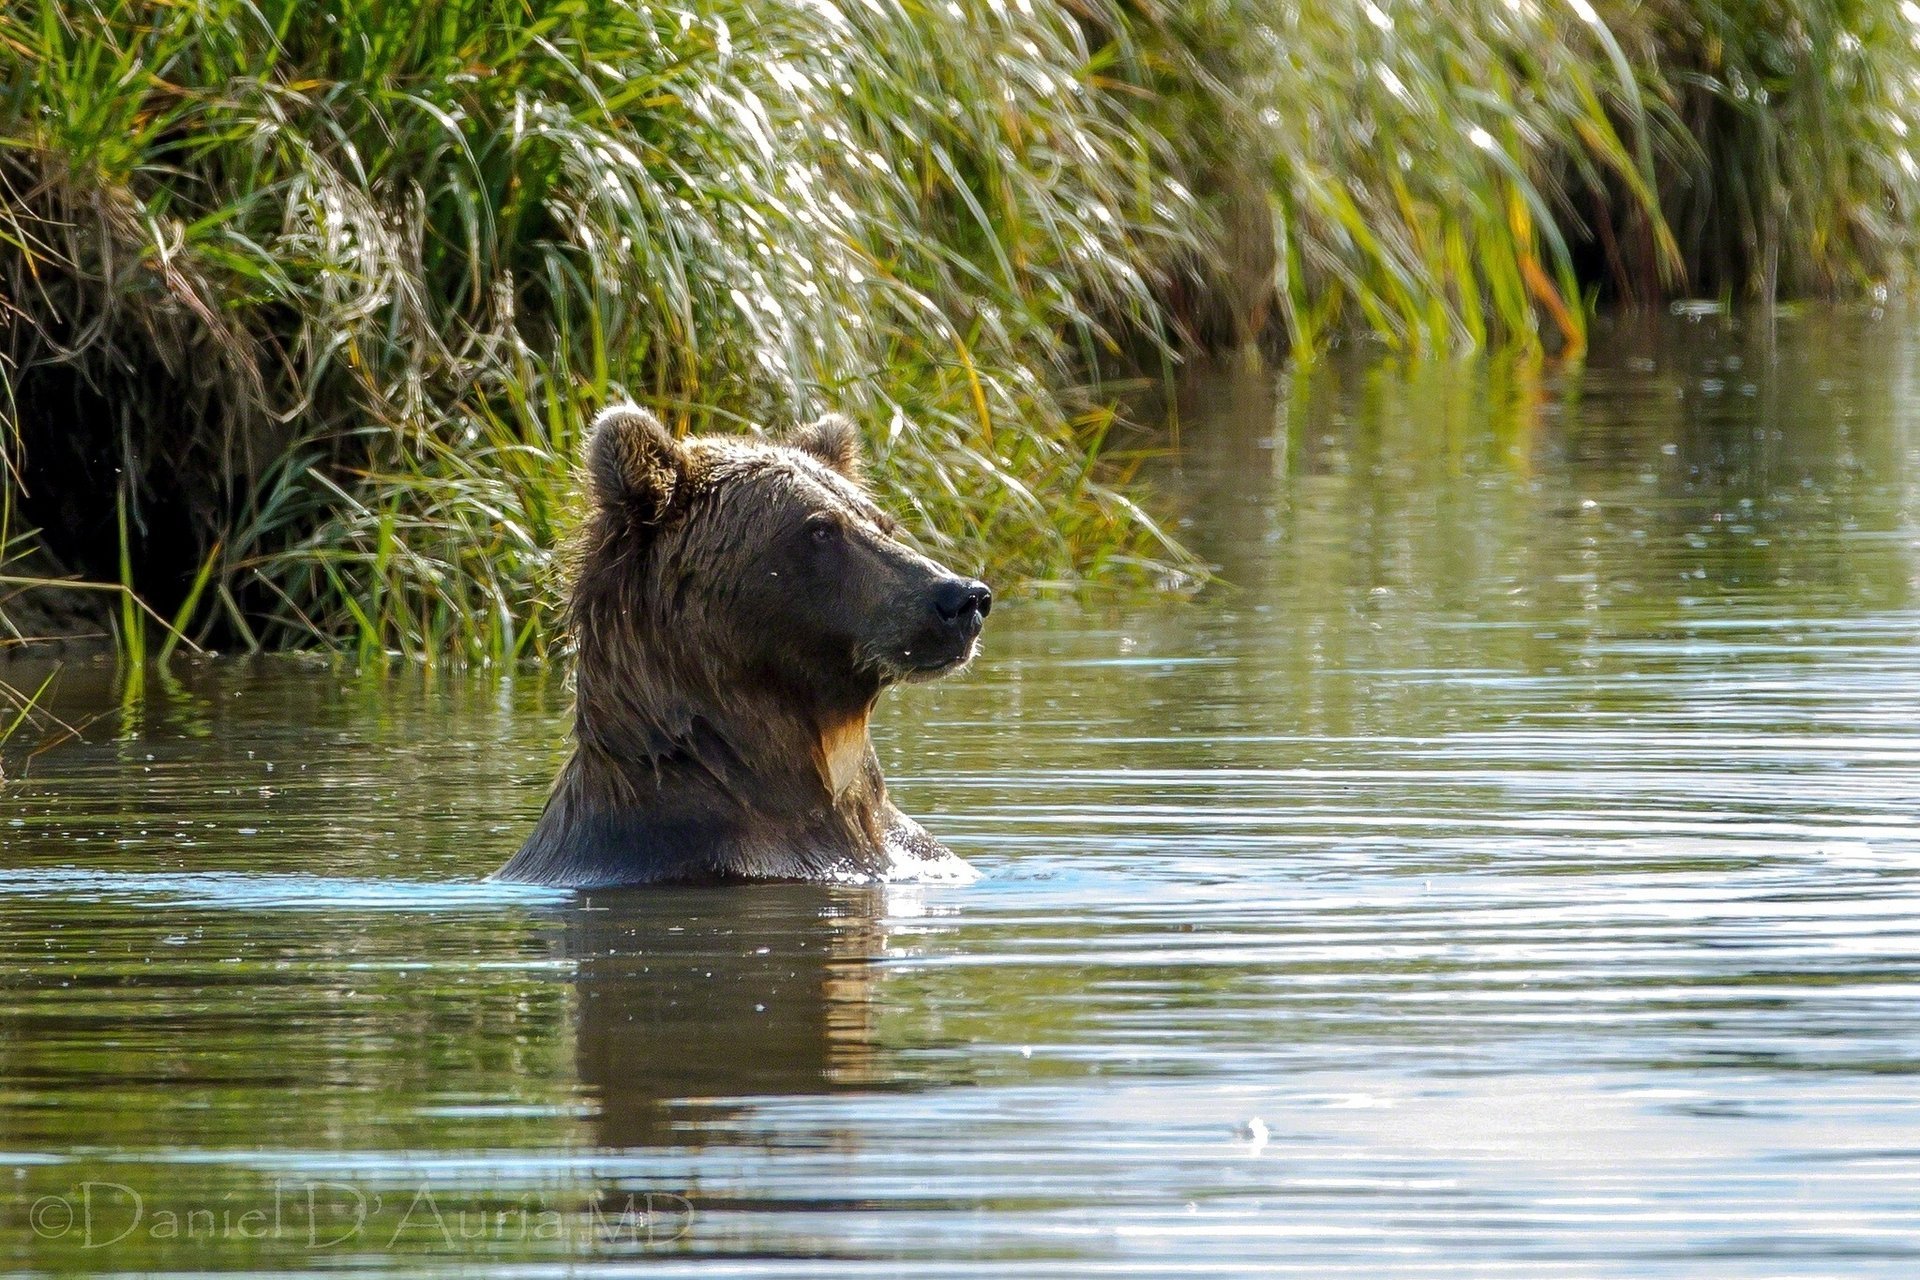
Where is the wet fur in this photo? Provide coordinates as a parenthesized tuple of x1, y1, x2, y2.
(496, 407, 974, 887)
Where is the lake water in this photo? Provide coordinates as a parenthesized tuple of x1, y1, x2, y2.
(3, 310, 1918, 1275)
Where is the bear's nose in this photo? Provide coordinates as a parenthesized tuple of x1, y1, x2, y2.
(933, 578, 992, 628)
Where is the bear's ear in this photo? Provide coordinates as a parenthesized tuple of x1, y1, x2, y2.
(786, 413, 863, 481)
(585, 404, 684, 522)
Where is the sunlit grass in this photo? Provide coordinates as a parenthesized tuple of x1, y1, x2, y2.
(1141, 0, 1920, 354)
(0, 0, 1194, 662)
(2, 1, 1918, 662)
(1137, 0, 1662, 354)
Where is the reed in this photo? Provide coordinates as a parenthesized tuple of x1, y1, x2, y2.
(1621, 0, 1920, 299)
(0, 0, 1193, 661)
(1138, 0, 1920, 353)
(2, 0, 1916, 661)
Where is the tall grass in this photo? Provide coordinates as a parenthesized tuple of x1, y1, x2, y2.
(1140, 0, 1920, 354)
(0, 0, 1193, 662)
(1620, 0, 1920, 299)
(1136, 0, 1669, 355)
(3, 1, 1919, 662)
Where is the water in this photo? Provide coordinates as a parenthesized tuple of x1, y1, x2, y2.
(3, 310, 1918, 1275)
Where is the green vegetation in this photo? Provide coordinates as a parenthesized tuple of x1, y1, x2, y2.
(1, 667, 53, 738)
(1147, 0, 1920, 354)
(2, 0, 1918, 661)
(0, 0, 1189, 662)
(0, 666, 58, 780)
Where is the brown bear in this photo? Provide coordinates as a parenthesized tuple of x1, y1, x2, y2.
(494, 404, 991, 886)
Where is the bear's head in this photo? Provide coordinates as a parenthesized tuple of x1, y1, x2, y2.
(566, 404, 990, 787)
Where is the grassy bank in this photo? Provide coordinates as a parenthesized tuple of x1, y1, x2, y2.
(1147, 0, 1920, 355)
(0, 0, 1192, 661)
(4, 1, 1919, 661)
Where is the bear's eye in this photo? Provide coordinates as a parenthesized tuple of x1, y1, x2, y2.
(805, 516, 840, 546)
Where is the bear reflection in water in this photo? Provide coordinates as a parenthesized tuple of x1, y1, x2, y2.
(559, 887, 901, 1148)
(498, 405, 989, 888)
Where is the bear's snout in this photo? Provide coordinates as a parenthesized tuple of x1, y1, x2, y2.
(930, 577, 992, 639)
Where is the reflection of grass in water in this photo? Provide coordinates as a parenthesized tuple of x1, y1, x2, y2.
(0, 666, 58, 781)
(0, 669, 53, 742)
(2, 1, 1917, 660)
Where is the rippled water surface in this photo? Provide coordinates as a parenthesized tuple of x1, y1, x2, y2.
(4, 313, 1919, 1275)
